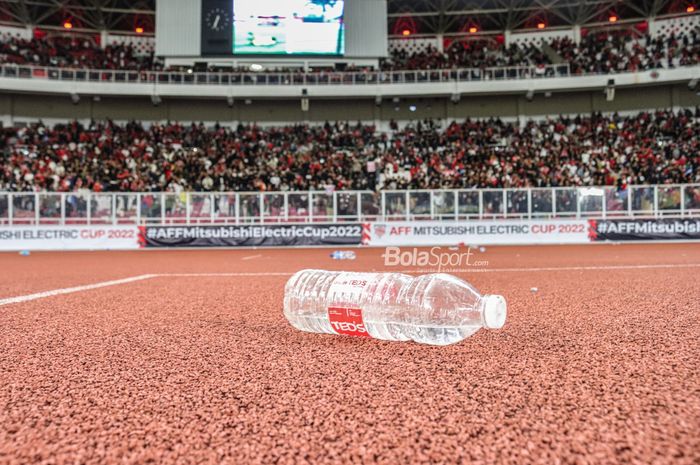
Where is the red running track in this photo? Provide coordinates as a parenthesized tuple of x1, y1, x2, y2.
(0, 244, 699, 464)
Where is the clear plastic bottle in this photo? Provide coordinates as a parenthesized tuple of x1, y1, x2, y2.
(283, 270, 507, 346)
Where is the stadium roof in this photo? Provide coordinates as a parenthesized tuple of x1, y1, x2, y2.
(0, 0, 155, 34)
(388, 0, 694, 36)
(0, 0, 694, 36)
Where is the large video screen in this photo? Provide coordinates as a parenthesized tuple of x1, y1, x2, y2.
(232, 0, 345, 55)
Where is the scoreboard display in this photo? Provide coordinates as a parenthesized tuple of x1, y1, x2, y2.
(201, 0, 345, 56)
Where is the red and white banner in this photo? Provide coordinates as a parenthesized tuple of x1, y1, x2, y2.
(0, 226, 141, 251)
(1, 218, 695, 250)
(365, 220, 591, 246)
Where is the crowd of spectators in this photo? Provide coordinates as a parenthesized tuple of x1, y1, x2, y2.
(381, 41, 550, 71)
(1, 109, 697, 194)
(550, 27, 700, 74)
(385, 27, 700, 73)
(0, 26, 698, 74)
(0, 35, 163, 71)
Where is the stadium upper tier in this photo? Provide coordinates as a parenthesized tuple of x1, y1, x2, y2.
(1, 109, 698, 193)
(2, 26, 698, 74)
(0, 36, 162, 71)
(385, 28, 700, 72)
(1, 23, 698, 100)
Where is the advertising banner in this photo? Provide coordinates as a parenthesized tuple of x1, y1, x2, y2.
(141, 224, 363, 248)
(0, 226, 140, 251)
(588, 218, 700, 241)
(3, 218, 697, 251)
(365, 220, 590, 246)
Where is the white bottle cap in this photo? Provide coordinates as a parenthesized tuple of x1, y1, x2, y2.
(482, 295, 507, 329)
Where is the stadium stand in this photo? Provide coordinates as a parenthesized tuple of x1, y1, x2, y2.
(2, 109, 698, 193)
(0, 26, 697, 73)
(0, 35, 162, 70)
(381, 41, 551, 70)
(549, 28, 700, 73)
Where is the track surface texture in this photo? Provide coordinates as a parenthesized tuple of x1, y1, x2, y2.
(1, 244, 699, 465)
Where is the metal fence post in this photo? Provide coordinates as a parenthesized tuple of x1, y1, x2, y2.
(212, 194, 217, 224)
(454, 191, 459, 221)
(502, 190, 507, 219)
(381, 191, 386, 221)
(576, 189, 581, 219)
(136, 193, 142, 225)
(112, 194, 117, 225)
(405, 191, 410, 221)
(601, 190, 607, 219)
(34, 193, 40, 226)
(305, 193, 311, 223)
(680, 185, 686, 217)
(478, 191, 483, 220)
(86, 193, 92, 225)
(332, 192, 337, 223)
(654, 186, 659, 218)
(186, 193, 191, 224)
(628, 188, 633, 217)
(234, 194, 240, 225)
(60, 193, 66, 225)
(258, 192, 265, 224)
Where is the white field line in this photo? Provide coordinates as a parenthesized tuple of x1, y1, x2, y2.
(164, 272, 293, 277)
(2, 263, 699, 307)
(241, 254, 263, 261)
(0, 274, 157, 307)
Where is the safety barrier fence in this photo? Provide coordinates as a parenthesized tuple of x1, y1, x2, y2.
(0, 63, 573, 86)
(1, 184, 699, 226)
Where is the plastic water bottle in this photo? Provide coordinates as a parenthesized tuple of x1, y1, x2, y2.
(283, 270, 506, 346)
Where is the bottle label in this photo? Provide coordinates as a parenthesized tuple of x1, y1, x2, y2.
(328, 307, 371, 338)
(328, 273, 374, 300)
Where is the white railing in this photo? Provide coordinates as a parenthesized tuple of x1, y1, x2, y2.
(1, 184, 699, 226)
(2, 63, 698, 99)
(0, 63, 571, 85)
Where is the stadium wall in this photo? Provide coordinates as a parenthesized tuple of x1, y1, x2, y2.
(1, 84, 698, 125)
